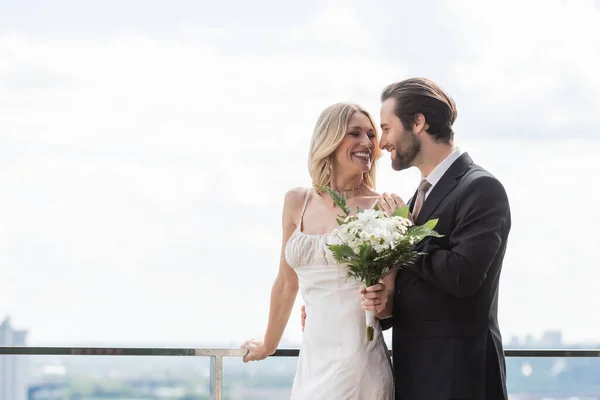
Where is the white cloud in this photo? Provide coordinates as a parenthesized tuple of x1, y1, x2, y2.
(448, 0, 600, 133)
(282, 0, 375, 50)
(0, 1, 599, 348)
(0, 26, 409, 344)
(0, 34, 405, 152)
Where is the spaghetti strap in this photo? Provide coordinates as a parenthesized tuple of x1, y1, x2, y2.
(298, 188, 311, 231)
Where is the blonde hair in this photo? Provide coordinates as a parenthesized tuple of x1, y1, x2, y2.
(308, 103, 381, 190)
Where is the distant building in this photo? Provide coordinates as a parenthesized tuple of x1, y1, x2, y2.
(507, 335, 521, 348)
(523, 334, 535, 347)
(538, 330, 563, 348)
(0, 317, 28, 400)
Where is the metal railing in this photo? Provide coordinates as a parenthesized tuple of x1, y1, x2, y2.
(2, 347, 600, 400)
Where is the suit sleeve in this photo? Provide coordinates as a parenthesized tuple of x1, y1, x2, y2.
(380, 317, 393, 331)
(412, 175, 510, 298)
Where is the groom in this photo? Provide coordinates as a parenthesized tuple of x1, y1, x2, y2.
(303, 77, 511, 400)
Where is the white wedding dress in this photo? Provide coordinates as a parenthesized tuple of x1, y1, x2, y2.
(284, 189, 394, 400)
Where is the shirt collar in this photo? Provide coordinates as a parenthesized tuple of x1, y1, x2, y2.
(423, 147, 464, 189)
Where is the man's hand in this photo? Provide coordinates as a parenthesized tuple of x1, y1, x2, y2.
(377, 192, 406, 216)
(300, 305, 306, 332)
(360, 282, 388, 315)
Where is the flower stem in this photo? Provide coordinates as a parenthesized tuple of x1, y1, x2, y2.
(365, 309, 375, 342)
(366, 325, 374, 341)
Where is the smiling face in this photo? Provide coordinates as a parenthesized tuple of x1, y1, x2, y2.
(332, 111, 377, 175)
(379, 97, 421, 171)
(308, 103, 380, 190)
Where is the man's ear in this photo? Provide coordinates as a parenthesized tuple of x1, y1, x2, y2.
(413, 113, 429, 133)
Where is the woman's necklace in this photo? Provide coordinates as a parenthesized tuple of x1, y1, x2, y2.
(334, 181, 364, 197)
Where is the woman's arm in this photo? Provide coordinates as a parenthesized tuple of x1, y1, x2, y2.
(242, 189, 303, 362)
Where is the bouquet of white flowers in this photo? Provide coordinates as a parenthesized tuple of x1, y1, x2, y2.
(317, 185, 443, 341)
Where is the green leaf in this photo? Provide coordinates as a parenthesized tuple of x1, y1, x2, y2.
(358, 242, 373, 261)
(356, 206, 363, 214)
(327, 244, 359, 260)
(392, 205, 410, 219)
(406, 224, 444, 243)
(373, 203, 380, 211)
(315, 185, 351, 216)
(424, 218, 439, 230)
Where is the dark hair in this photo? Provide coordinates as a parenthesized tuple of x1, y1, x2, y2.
(381, 77, 457, 143)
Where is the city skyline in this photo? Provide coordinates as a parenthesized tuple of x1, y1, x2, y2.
(1, 313, 597, 349)
(2, 315, 599, 399)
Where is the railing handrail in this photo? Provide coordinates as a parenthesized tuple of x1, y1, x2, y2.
(3, 347, 599, 400)
(1, 346, 599, 357)
(0, 346, 247, 357)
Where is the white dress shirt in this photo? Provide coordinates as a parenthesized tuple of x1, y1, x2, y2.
(422, 147, 464, 199)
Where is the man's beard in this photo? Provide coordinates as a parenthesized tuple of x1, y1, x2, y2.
(391, 129, 421, 171)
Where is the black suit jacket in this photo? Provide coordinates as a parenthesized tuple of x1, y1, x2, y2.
(380, 152, 511, 400)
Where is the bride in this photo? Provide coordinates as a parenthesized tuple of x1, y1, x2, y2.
(241, 103, 402, 399)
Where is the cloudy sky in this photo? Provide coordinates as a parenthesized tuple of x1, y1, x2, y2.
(1, 0, 599, 349)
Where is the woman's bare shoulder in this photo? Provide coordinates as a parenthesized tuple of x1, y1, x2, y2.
(284, 187, 309, 202)
(282, 187, 310, 215)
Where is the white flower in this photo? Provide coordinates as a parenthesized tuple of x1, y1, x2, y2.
(331, 208, 421, 257)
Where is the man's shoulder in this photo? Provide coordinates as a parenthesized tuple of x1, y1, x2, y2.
(462, 163, 504, 189)
(458, 163, 509, 209)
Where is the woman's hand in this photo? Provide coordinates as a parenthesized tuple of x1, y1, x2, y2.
(377, 192, 406, 216)
(241, 339, 273, 362)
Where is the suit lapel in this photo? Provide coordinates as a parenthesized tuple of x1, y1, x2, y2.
(415, 152, 473, 225)
(407, 189, 418, 213)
